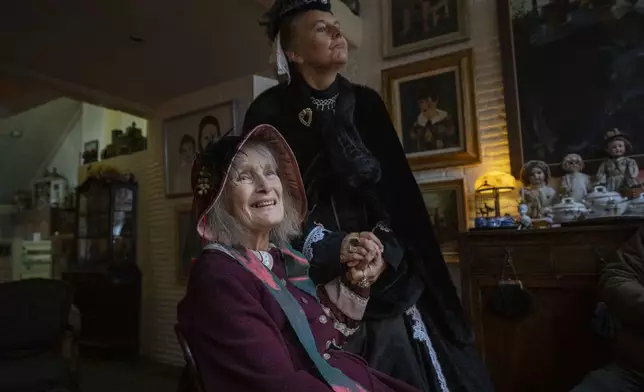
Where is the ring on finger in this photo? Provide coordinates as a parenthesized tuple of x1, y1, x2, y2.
(348, 245, 357, 253)
(358, 271, 370, 288)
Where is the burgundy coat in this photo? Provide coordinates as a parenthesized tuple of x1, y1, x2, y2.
(177, 249, 420, 392)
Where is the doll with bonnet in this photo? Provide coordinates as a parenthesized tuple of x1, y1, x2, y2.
(595, 129, 642, 198)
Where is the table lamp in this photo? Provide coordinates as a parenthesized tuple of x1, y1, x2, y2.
(474, 171, 516, 218)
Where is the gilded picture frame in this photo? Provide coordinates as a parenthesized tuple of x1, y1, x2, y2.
(382, 49, 480, 170)
(418, 178, 467, 263)
(381, 0, 470, 59)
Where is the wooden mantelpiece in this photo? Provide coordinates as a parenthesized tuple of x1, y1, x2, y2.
(459, 223, 643, 392)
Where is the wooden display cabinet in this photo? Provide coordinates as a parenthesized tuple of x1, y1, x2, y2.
(63, 177, 141, 359)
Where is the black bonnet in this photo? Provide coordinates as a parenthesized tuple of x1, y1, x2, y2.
(260, 0, 332, 41)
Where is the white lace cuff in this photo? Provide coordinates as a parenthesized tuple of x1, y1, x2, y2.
(320, 304, 360, 337)
(302, 224, 329, 261)
(323, 277, 368, 321)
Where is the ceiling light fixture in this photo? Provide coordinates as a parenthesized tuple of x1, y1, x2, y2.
(0, 129, 24, 139)
(129, 35, 145, 43)
(9, 129, 23, 138)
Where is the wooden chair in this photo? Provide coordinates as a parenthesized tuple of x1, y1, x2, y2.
(174, 324, 205, 392)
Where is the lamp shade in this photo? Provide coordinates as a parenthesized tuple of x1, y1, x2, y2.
(475, 171, 516, 194)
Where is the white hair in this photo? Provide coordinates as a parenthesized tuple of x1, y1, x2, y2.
(205, 141, 302, 248)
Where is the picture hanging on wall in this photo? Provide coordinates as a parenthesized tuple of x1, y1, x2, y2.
(163, 100, 239, 198)
(83, 140, 99, 164)
(340, 0, 360, 15)
(497, 0, 644, 177)
(381, 0, 470, 58)
(419, 178, 467, 263)
(175, 203, 203, 283)
(382, 49, 479, 170)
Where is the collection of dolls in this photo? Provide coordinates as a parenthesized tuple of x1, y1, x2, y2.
(519, 129, 642, 220)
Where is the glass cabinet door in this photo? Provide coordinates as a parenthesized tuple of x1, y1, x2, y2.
(112, 186, 135, 264)
(74, 180, 137, 269)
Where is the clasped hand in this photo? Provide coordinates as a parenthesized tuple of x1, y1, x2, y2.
(340, 232, 386, 288)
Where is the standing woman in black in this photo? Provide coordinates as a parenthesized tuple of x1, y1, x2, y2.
(243, 1, 493, 391)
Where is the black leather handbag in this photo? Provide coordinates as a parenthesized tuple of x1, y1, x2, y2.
(487, 250, 536, 320)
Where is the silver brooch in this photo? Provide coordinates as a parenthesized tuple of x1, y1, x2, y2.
(298, 108, 313, 127)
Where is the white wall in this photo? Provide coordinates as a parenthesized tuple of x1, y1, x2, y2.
(36, 103, 149, 187)
(117, 112, 148, 137)
(47, 111, 83, 187)
(253, 75, 278, 98)
(81, 103, 107, 148)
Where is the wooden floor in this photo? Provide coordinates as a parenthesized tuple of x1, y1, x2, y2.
(78, 358, 182, 392)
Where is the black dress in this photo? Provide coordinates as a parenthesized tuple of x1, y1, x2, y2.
(243, 72, 493, 392)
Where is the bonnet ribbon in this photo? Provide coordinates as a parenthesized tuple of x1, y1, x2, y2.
(203, 242, 368, 392)
(270, 32, 291, 84)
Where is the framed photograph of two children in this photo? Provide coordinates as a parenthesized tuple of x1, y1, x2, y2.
(382, 49, 480, 171)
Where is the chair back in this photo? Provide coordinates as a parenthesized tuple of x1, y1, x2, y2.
(0, 278, 72, 356)
(175, 324, 205, 392)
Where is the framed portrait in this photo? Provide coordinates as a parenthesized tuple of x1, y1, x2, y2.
(498, 0, 644, 177)
(164, 100, 239, 198)
(175, 203, 203, 283)
(381, 0, 470, 58)
(83, 139, 99, 164)
(419, 178, 467, 263)
(382, 49, 479, 170)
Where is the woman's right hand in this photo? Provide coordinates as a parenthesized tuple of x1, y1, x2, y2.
(345, 250, 386, 287)
(340, 232, 383, 270)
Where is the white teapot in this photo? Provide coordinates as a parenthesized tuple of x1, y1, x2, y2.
(551, 197, 588, 223)
(585, 186, 628, 219)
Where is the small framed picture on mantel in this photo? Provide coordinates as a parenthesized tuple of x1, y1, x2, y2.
(419, 178, 467, 263)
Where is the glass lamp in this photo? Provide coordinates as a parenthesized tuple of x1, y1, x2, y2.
(475, 171, 516, 218)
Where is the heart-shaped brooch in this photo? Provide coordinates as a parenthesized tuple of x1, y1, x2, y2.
(298, 108, 313, 127)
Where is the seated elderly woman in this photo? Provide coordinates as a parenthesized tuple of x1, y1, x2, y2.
(177, 124, 420, 392)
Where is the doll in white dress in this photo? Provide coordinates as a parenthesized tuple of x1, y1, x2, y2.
(560, 153, 592, 202)
(520, 160, 557, 219)
(595, 129, 642, 198)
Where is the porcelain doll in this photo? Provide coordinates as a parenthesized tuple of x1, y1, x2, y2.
(517, 203, 532, 229)
(520, 160, 557, 219)
(560, 153, 591, 202)
(595, 129, 642, 198)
